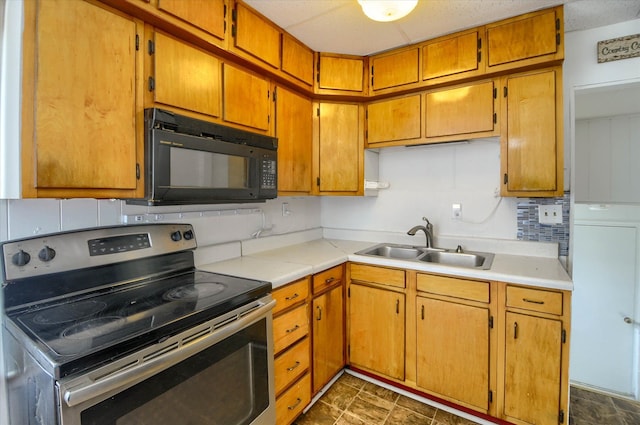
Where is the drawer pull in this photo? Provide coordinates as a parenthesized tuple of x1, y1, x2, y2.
(287, 361, 301, 371)
(325, 277, 335, 284)
(288, 397, 302, 410)
(522, 298, 544, 305)
(286, 324, 300, 334)
(316, 306, 322, 321)
(285, 293, 300, 301)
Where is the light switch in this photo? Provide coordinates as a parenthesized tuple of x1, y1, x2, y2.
(538, 204, 563, 225)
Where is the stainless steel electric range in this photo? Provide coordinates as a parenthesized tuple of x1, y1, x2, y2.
(1, 223, 276, 425)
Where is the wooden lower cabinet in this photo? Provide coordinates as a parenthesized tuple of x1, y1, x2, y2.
(416, 296, 490, 411)
(348, 266, 406, 380)
(312, 265, 345, 393)
(347, 263, 570, 425)
(272, 278, 311, 425)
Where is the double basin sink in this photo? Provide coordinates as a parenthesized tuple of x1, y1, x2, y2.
(355, 243, 494, 270)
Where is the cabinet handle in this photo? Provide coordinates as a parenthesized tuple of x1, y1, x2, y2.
(288, 397, 302, 410)
(287, 361, 301, 371)
(316, 306, 322, 321)
(514, 322, 519, 339)
(522, 298, 544, 305)
(285, 293, 299, 301)
(396, 299, 400, 314)
(421, 305, 424, 320)
(325, 277, 335, 285)
(286, 324, 300, 334)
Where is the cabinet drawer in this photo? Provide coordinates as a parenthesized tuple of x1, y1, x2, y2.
(273, 278, 310, 315)
(275, 337, 310, 396)
(276, 372, 311, 425)
(350, 264, 405, 289)
(506, 286, 563, 315)
(417, 274, 489, 303)
(273, 304, 309, 354)
(313, 264, 343, 294)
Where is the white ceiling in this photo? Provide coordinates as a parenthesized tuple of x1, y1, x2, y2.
(244, 0, 640, 56)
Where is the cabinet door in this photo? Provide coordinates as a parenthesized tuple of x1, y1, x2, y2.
(282, 33, 314, 87)
(312, 285, 344, 393)
(317, 54, 365, 93)
(153, 32, 221, 117)
(275, 87, 313, 194)
(370, 48, 419, 91)
(501, 68, 562, 196)
(316, 103, 363, 194)
(425, 80, 496, 139)
(232, 2, 280, 69)
(349, 284, 405, 380)
(504, 312, 562, 425)
(416, 297, 489, 411)
(157, 0, 225, 40)
(223, 63, 271, 132)
(24, 0, 141, 196)
(487, 6, 563, 71)
(367, 95, 421, 145)
(422, 29, 482, 82)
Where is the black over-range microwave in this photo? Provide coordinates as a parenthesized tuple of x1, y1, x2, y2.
(129, 108, 278, 205)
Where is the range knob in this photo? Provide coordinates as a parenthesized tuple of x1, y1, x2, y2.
(12, 250, 31, 267)
(183, 230, 194, 240)
(171, 231, 182, 242)
(39, 246, 56, 262)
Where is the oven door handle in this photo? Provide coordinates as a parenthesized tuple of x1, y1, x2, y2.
(62, 298, 275, 408)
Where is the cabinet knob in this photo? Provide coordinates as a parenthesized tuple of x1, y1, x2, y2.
(624, 317, 633, 324)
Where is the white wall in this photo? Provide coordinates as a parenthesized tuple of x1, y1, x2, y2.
(321, 138, 519, 244)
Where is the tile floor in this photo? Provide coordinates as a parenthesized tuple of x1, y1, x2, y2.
(294, 372, 640, 425)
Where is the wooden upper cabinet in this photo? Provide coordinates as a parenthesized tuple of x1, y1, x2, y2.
(487, 6, 563, 72)
(315, 102, 364, 194)
(425, 80, 497, 141)
(21, 0, 142, 198)
(156, 0, 226, 41)
(370, 48, 419, 92)
(317, 54, 366, 94)
(275, 86, 313, 194)
(501, 68, 563, 197)
(152, 31, 222, 117)
(222, 63, 271, 133)
(367, 94, 422, 146)
(282, 33, 314, 87)
(231, 1, 281, 69)
(422, 29, 483, 83)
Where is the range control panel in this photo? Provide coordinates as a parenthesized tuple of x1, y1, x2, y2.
(1, 224, 197, 281)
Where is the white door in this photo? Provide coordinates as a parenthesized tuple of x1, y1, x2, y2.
(571, 224, 637, 396)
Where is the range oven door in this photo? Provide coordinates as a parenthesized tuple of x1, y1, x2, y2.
(57, 298, 276, 425)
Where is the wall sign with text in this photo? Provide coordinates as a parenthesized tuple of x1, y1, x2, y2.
(597, 33, 640, 63)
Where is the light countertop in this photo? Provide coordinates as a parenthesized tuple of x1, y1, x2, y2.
(198, 237, 573, 291)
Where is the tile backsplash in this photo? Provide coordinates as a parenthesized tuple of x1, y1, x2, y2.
(517, 192, 570, 256)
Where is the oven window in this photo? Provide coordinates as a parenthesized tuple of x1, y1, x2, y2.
(169, 146, 249, 189)
(81, 319, 270, 425)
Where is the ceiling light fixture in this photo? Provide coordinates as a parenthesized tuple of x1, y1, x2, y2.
(357, 0, 418, 22)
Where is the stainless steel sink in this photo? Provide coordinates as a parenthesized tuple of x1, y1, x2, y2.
(355, 243, 494, 270)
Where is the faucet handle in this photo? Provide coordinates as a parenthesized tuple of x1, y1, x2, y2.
(421, 216, 430, 225)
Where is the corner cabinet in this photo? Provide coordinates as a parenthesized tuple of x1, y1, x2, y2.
(500, 67, 563, 197)
(316, 53, 367, 95)
(500, 285, 571, 425)
(21, 0, 144, 199)
(311, 265, 345, 393)
(313, 102, 365, 195)
(348, 264, 406, 380)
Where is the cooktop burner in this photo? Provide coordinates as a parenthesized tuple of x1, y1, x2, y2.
(163, 282, 226, 301)
(32, 300, 108, 325)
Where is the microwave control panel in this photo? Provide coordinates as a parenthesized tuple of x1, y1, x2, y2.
(261, 158, 277, 190)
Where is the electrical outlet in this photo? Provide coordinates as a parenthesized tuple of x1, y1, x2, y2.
(452, 203, 462, 220)
(538, 205, 562, 224)
(282, 203, 291, 217)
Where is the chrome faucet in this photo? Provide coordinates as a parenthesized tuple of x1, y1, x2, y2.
(407, 217, 434, 248)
